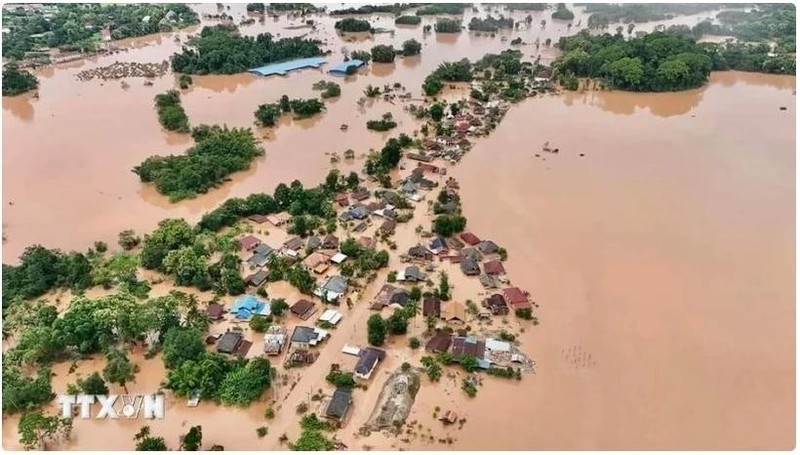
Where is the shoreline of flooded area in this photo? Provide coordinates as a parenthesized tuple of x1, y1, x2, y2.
(2, 2, 796, 451)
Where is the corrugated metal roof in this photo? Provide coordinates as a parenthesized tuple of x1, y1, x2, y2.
(328, 59, 365, 75)
(249, 56, 327, 76)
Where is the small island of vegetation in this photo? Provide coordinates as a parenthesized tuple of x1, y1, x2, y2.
(170, 25, 322, 75)
(468, 15, 514, 32)
(422, 58, 473, 96)
(154, 90, 190, 133)
(371, 45, 397, 63)
(366, 112, 398, 132)
(551, 4, 575, 21)
(416, 3, 469, 16)
(133, 125, 263, 201)
(312, 80, 341, 99)
(2, 63, 39, 96)
(435, 18, 463, 33)
(334, 18, 373, 33)
(255, 95, 326, 127)
(395, 15, 422, 26)
(402, 39, 422, 56)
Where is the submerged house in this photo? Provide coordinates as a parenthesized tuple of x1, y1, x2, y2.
(483, 259, 506, 276)
(217, 331, 252, 357)
(230, 294, 269, 319)
(328, 58, 365, 75)
(315, 275, 348, 302)
(425, 330, 453, 353)
(503, 287, 531, 310)
(428, 237, 448, 255)
(290, 299, 317, 320)
(422, 297, 441, 318)
(324, 388, 353, 427)
(237, 235, 261, 251)
(460, 257, 481, 276)
(397, 266, 426, 282)
(483, 293, 509, 315)
(354, 347, 385, 380)
(263, 326, 287, 356)
(246, 270, 269, 287)
(290, 326, 329, 350)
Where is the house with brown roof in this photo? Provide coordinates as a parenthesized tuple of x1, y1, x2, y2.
(335, 193, 349, 207)
(425, 331, 453, 353)
(483, 260, 506, 276)
(483, 293, 509, 315)
(451, 336, 486, 359)
(359, 236, 378, 250)
(422, 297, 441, 318)
(408, 245, 433, 260)
(440, 300, 467, 325)
(321, 234, 339, 250)
(372, 284, 399, 310)
(267, 212, 291, 226)
(290, 299, 317, 320)
(237, 235, 261, 251)
(417, 162, 442, 174)
(379, 219, 396, 235)
(351, 187, 370, 201)
(503, 287, 531, 310)
(459, 232, 481, 246)
(302, 251, 331, 273)
(247, 214, 270, 224)
(207, 303, 225, 321)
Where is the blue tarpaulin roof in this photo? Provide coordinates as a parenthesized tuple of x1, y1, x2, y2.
(328, 59, 365, 75)
(231, 295, 269, 319)
(249, 56, 327, 76)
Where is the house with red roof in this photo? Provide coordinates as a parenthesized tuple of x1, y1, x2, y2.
(503, 287, 531, 310)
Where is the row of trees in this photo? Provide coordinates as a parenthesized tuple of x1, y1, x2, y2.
(133, 125, 263, 201)
(330, 4, 414, 15)
(170, 25, 323, 75)
(366, 112, 398, 132)
(154, 90, 190, 133)
(2, 63, 38, 96)
(415, 3, 468, 16)
(395, 15, 422, 25)
(434, 18, 462, 33)
(255, 95, 325, 126)
(467, 15, 514, 32)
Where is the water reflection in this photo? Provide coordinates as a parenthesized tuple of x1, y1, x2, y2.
(2, 94, 35, 122)
(560, 71, 795, 118)
(400, 54, 421, 69)
(370, 62, 396, 78)
(191, 73, 259, 93)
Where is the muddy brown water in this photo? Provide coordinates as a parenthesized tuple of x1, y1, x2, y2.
(2, 3, 795, 451)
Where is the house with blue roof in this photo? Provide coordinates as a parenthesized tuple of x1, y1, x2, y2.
(230, 294, 270, 320)
(328, 59, 365, 75)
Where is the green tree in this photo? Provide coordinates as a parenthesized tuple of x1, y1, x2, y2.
(2, 63, 38, 96)
(255, 103, 282, 126)
(134, 426, 167, 451)
(17, 411, 72, 450)
(271, 298, 289, 317)
(370, 44, 396, 63)
(290, 430, 335, 451)
(367, 314, 387, 346)
(180, 425, 203, 451)
(401, 38, 422, 56)
(386, 309, 409, 335)
(77, 372, 109, 395)
(433, 214, 467, 236)
(103, 350, 137, 394)
(118, 230, 141, 250)
(162, 327, 205, 369)
(218, 358, 272, 406)
(250, 314, 272, 332)
(140, 219, 195, 270)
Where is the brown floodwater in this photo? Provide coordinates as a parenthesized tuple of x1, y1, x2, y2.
(2, 2, 795, 451)
(2, 3, 728, 262)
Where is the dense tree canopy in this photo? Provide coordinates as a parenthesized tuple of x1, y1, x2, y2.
(218, 357, 272, 406)
(554, 30, 717, 91)
(171, 25, 323, 75)
(331, 4, 414, 15)
(434, 18, 462, 33)
(2, 4, 199, 60)
(416, 3, 468, 15)
(401, 39, 422, 56)
(395, 15, 422, 26)
(551, 5, 575, 21)
(468, 15, 514, 32)
(2, 63, 38, 96)
(367, 314, 387, 346)
(370, 45, 396, 63)
(134, 125, 263, 201)
(334, 18, 373, 33)
(422, 58, 473, 96)
(3, 245, 93, 307)
(154, 90, 190, 133)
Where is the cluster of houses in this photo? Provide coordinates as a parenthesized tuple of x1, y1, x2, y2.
(425, 330, 531, 371)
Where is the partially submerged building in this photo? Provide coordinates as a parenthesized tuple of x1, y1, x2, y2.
(324, 388, 353, 427)
(354, 347, 385, 380)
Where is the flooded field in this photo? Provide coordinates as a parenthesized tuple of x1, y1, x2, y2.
(2, 2, 795, 451)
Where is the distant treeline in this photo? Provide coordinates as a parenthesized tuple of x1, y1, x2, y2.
(553, 29, 794, 93)
(330, 4, 417, 16)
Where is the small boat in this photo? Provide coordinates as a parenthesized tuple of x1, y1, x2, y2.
(439, 410, 458, 424)
(340, 124, 349, 131)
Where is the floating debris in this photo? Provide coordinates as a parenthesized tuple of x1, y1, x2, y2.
(77, 61, 169, 81)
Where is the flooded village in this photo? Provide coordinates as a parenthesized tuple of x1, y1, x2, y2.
(2, 2, 796, 451)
